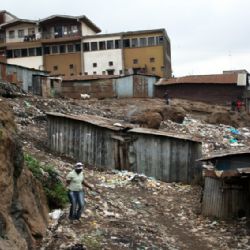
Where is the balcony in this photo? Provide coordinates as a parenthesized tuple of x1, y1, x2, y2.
(41, 30, 81, 40)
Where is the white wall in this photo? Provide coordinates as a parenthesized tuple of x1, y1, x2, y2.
(83, 36, 123, 75)
(6, 23, 39, 43)
(83, 49, 123, 75)
(81, 22, 97, 36)
(5, 13, 15, 23)
(7, 56, 43, 70)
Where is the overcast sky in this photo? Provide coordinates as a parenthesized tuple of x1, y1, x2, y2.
(1, 0, 249, 76)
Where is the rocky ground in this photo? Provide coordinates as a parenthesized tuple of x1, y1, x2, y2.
(2, 93, 250, 249)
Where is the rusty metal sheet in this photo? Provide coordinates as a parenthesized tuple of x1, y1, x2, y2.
(133, 75, 148, 97)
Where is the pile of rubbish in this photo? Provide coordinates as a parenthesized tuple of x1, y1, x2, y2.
(161, 116, 250, 156)
(40, 168, 250, 250)
(0, 80, 26, 98)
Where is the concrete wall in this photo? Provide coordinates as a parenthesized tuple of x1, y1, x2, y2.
(124, 46, 164, 77)
(83, 36, 123, 75)
(81, 22, 97, 36)
(62, 79, 116, 99)
(44, 53, 81, 77)
(7, 56, 43, 70)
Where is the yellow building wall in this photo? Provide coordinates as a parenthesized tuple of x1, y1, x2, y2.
(124, 46, 164, 77)
(44, 53, 81, 76)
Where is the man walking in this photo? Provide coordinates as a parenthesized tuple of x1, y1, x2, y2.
(66, 162, 94, 221)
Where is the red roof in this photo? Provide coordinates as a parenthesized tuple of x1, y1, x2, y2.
(155, 73, 238, 86)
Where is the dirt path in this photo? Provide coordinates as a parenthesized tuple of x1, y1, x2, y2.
(4, 96, 249, 249)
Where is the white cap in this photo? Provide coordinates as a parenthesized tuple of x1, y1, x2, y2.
(74, 162, 84, 169)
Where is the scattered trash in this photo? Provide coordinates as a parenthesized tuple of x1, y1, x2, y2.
(49, 209, 63, 220)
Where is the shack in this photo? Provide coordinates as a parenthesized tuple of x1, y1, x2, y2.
(199, 151, 250, 219)
(61, 74, 158, 99)
(0, 61, 49, 92)
(154, 72, 247, 105)
(47, 112, 202, 184)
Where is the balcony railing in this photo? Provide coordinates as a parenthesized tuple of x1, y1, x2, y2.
(0, 30, 82, 44)
(41, 30, 81, 40)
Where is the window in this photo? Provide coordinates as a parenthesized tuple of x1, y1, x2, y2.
(152, 67, 156, 72)
(131, 38, 138, 47)
(119, 70, 123, 75)
(133, 59, 138, 64)
(123, 39, 130, 48)
(13, 49, 21, 58)
(148, 37, 155, 46)
(21, 48, 28, 57)
(158, 36, 164, 44)
(109, 61, 113, 66)
(67, 44, 74, 53)
(75, 43, 81, 52)
(139, 38, 147, 46)
(107, 40, 114, 49)
(161, 66, 165, 71)
(28, 48, 35, 56)
(99, 41, 106, 50)
(102, 71, 106, 75)
(93, 63, 97, 67)
(93, 71, 97, 75)
(53, 65, 58, 71)
(150, 57, 155, 63)
(83, 42, 90, 51)
(36, 47, 42, 56)
(52, 45, 58, 54)
(115, 40, 121, 49)
(7, 50, 13, 58)
(91, 42, 98, 51)
(9, 30, 15, 39)
(59, 45, 66, 53)
(18, 29, 24, 38)
(69, 64, 74, 69)
(84, 72, 88, 75)
(44, 46, 50, 55)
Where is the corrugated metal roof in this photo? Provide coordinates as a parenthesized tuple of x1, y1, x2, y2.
(155, 73, 238, 86)
(62, 74, 158, 82)
(198, 150, 250, 161)
(62, 75, 119, 81)
(46, 112, 133, 131)
(129, 127, 201, 142)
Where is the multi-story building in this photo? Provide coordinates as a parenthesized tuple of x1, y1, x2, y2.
(0, 11, 172, 78)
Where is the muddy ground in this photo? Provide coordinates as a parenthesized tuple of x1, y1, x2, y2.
(2, 95, 250, 249)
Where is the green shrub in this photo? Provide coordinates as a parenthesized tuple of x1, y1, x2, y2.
(24, 153, 68, 209)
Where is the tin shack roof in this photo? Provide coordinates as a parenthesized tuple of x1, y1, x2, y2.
(128, 127, 201, 143)
(46, 112, 134, 131)
(198, 150, 250, 161)
(155, 73, 238, 86)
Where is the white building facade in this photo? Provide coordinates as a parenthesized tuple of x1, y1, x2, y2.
(82, 35, 123, 75)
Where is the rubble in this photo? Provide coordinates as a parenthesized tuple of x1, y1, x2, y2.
(2, 95, 250, 249)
